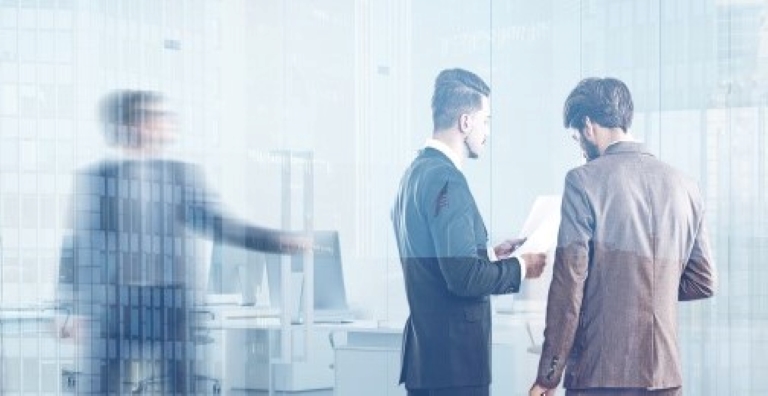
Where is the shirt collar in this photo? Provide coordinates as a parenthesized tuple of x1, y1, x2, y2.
(425, 138, 462, 171)
(604, 140, 625, 151)
(604, 140, 651, 156)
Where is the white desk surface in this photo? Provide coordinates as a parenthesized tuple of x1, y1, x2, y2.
(0, 304, 63, 321)
(195, 304, 545, 341)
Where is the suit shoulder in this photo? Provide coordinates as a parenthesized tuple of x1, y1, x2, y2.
(563, 166, 588, 186)
(413, 156, 463, 183)
(160, 160, 205, 184)
(650, 158, 702, 192)
(78, 160, 118, 177)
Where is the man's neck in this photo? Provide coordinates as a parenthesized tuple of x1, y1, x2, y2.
(429, 131, 465, 169)
(599, 129, 635, 154)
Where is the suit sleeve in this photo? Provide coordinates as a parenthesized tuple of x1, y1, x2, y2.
(181, 164, 303, 254)
(679, 208, 716, 301)
(427, 172, 522, 298)
(536, 170, 592, 389)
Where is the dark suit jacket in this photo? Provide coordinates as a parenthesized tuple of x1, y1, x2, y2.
(60, 159, 293, 291)
(536, 142, 716, 390)
(391, 147, 524, 389)
(57, 159, 298, 391)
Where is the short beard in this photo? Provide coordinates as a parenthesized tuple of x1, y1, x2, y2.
(465, 140, 479, 159)
(582, 140, 600, 161)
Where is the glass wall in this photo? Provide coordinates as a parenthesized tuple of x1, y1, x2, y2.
(0, 0, 766, 394)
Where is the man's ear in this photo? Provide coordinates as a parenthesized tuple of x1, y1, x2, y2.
(459, 113, 472, 134)
(582, 116, 596, 140)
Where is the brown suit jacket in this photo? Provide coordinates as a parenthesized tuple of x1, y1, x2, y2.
(536, 142, 716, 390)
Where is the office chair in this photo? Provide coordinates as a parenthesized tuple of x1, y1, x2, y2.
(127, 309, 222, 394)
(526, 322, 543, 355)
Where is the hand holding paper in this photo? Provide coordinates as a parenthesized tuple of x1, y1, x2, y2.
(492, 196, 560, 281)
(522, 252, 547, 278)
(493, 237, 527, 259)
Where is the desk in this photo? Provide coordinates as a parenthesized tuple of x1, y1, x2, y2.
(2, 305, 557, 395)
(0, 305, 74, 394)
(197, 307, 372, 395)
(331, 313, 561, 396)
(331, 322, 402, 396)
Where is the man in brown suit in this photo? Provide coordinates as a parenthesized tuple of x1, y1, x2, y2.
(529, 78, 716, 396)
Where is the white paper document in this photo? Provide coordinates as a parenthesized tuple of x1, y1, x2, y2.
(515, 195, 562, 254)
(494, 195, 562, 315)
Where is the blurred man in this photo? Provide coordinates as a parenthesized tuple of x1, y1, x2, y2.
(392, 68, 547, 396)
(58, 90, 309, 394)
(529, 78, 716, 396)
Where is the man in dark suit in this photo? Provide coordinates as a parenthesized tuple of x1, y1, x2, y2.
(58, 90, 310, 394)
(529, 78, 716, 396)
(391, 68, 548, 396)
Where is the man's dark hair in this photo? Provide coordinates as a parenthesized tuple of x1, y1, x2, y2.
(431, 68, 490, 131)
(100, 90, 164, 146)
(563, 77, 633, 132)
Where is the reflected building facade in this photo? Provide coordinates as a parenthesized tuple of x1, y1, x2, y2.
(1, 0, 768, 394)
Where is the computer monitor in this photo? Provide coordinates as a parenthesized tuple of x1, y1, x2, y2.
(265, 230, 351, 320)
(206, 241, 266, 306)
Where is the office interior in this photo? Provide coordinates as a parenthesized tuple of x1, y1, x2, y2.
(0, 0, 766, 394)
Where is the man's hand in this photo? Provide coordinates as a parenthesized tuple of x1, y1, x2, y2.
(522, 252, 547, 279)
(529, 383, 556, 396)
(55, 315, 89, 345)
(278, 233, 314, 254)
(494, 238, 527, 259)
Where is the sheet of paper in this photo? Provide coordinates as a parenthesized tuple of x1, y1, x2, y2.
(495, 195, 562, 314)
(515, 195, 561, 254)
